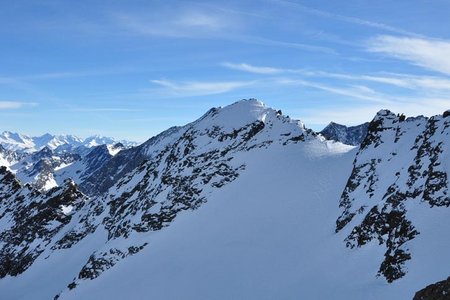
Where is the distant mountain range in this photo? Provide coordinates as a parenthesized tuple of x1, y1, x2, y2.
(1, 99, 449, 300)
(0, 131, 137, 152)
(0, 132, 135, 191)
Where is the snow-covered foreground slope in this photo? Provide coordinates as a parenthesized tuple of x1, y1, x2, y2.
(60, 141, 363, 300)
(1, 137, 360, 300)
(57, 139, 450, 300)
(0, 100, 449, 300)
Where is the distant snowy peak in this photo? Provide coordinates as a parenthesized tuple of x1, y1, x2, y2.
(83, 135, 119, 148)
(0, 131, 137, 152)
(320, 121, 369, 146)
(0, 144, 25, 167)
(0, 131, 35, 151)
(43, 134, 84, 150)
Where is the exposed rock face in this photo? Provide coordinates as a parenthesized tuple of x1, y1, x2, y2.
(0, 144, 26, 166)
(0, 167, 88, 278)
(54, 144, 115, 187)
(413, 277, 450, 300)
(336, 109, 450, 282)
(78, 126, 181, 196)
(320, 122, 369, 146)
(7, 147, 80, 191)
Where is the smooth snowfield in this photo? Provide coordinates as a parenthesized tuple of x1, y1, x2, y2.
(58, 140, 393, 300)
(57, 139, 450, 300)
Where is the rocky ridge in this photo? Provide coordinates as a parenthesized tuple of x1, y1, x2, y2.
(336, 109, 450, 282)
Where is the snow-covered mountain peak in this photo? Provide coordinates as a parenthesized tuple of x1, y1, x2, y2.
(191, 99, 306, 138)
(45, 134, 84, 150)
(198, 98, 272, 130)
(0, 131, 34, 151)
(107, 143, 125, 156)
(1, 131, 28, 142)
(375, 108, 395, 117)
(371, 109, 430, 127)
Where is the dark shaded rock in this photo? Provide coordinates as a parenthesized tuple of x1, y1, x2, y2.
(414, 276, 450, 300)
(443, 110, 450, 118)
(320, 122, 369, 146)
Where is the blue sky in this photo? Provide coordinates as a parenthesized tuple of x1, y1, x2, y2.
(1, 0, 450, 142)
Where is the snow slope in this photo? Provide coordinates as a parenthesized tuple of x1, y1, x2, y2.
(59, 140, 365, 300)
(59, 131, 450, 300)
(0, 100, 449, 300)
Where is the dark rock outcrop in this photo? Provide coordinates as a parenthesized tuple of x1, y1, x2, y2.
(414, 277, 450, 300)
(320, 122, 369, 146)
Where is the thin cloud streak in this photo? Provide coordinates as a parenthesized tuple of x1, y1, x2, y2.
(0, 67, 140, 83)
(0, 101, 38, 110)
(271, 0, 422, 38)
(237, 36, 336, 54)
(223, 62, 450, 91)
(278, 78, 393, 104)
(71, 108, 141, 112)
(150, 79, 255, 96)
(112, 9, 335, 54)
(221, 62, 283, 74)
(113, 9, 238, 38)
(367, 35, 450, 76)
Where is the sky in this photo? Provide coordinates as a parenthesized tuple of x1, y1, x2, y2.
(1, 0, 450, 142)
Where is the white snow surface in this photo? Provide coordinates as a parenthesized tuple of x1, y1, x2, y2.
(1, 101, 449, 300)
(0, 155, 9, 168)
(56, 136, 449, 300)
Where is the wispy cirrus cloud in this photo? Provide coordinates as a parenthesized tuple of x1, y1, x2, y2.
(0, 67, 139, 83)
(221, 62, 283, 74)
(71, 107, 141, 112)
(278, 78, 450, 126)
(223, 62, 450, 92)
(278, 79, 392, 104)
(367, 35, 450, 76)
(236, 36, 336, 54)
(270, 0, 421, 38)
(113, 8, 238, 38)
(150, 79, 254, 96)
(0, 101, 37, 110)
(112, 7, 335, 54)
